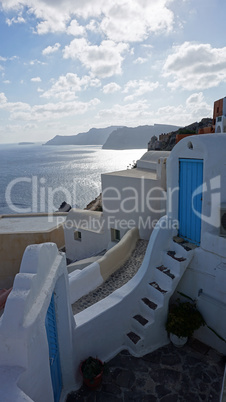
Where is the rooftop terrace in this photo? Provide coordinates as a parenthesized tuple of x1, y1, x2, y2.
(0, 213, 66, 233)
(66, 339, 224, 401)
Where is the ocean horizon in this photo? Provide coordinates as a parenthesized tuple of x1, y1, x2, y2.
(0, 143, 146, 215)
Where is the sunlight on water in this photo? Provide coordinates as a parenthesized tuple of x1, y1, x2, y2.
(0, 144, 146, 214)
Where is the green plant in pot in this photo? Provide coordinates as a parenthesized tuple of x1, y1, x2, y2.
(80, 356, 105, 388)
(165, 298, 205, 347)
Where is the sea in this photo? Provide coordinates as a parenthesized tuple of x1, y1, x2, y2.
(0, 143, 146, 215)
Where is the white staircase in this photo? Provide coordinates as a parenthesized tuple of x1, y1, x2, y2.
(125, 238, 194, 356)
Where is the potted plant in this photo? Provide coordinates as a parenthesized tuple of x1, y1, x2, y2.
(80, 356, 104, 388)
(165, 298, 205, 347)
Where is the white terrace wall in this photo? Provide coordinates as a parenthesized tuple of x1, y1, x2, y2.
(166, 134, 226, 352)
(72, 215, 175, 390)
(101, 170, 166, 242)
(0, 243, 75, 402)
(64, 209, 107, 262)
(69, 227, 139, 304)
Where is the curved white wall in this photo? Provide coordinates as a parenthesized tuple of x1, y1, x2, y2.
(72, 216, 176, 389)
(69, 227, 139, 304)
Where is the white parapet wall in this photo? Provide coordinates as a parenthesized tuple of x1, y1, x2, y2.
(0, 242, 75, 402)
(72, 215, 176, 389)
(69, 227, 139, 304)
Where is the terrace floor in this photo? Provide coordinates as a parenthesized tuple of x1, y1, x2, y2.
(66, 339, 224, 402)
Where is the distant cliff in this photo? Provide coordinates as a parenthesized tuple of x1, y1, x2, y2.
(148, 118, 213, 151)
(102, 124, 180, 149)
(45, 126, 121, 146)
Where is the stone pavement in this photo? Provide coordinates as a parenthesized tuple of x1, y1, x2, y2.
(66, 339, 225, 402)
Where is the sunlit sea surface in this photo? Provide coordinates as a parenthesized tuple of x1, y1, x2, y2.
(0, 143, 146, 215)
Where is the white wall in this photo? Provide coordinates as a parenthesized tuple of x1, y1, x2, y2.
(64, 152, 168, 261)
(166, 134, 226, 257)
(0, 243, 75, 402)
(166, 134, 226, 352)
(72, 215, 174, 389)
(101, 173, 166, 241)
(64, 209, 107, 262)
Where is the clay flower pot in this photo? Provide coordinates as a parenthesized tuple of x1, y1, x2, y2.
(80, 357, 104, 389)
(169, 333, 188, 348)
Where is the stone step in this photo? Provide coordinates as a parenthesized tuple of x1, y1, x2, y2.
(156, 265, 175, 280)
(167, 250, 186, 262)
(146, 280, 167, 305)
(141, 297, 158, 310)
(131, 313, 154, 335)
(162, 252, 187, 275)
(133, 314, 149, 327)
(126, 331, 141, 345)
(171, 237, 193, 256)
(153, 265, 174, 291)
(149, 281, 167, 294)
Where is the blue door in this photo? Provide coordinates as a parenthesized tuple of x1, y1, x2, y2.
(178, 159, 203, 245)
(45, 294, 62, 402)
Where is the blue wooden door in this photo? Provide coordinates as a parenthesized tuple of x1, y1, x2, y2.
(45, 294, 62, 402)
(178, 159, 203, 245)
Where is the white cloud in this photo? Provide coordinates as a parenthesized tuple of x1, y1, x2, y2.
(141, 44, 153, 49)
(29, 60, 46, 66)
(155, 93, 212, 125)
(102, 82, 121, 94)
(31, 77, 42, 82)
(96, 99, 151, 126)
(6, 14, 25, 26)
(24, 123, 38, 130)
(1, 0, 174, 40)
(15, 98, 100, 121)
(163, 42, 226, 90)
(0, 93, 7, 104)
(96, 92, 211, 129)
(0, 90, 100, 121)
(41, 73, 101, 100)
(100, 1, 174, 43)
(63, 38, 129, 78)
(42, 43, 61, 56)
(3, 80, 11, 84)
(86, 19, 100, 33)
(185, 92, 212, 116)
(133, 57, 148, 64)
(67, 20, 86, 36)
(123, 79, 159, 101)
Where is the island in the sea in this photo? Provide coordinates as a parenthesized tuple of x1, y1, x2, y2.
(18, 142, 35, 145)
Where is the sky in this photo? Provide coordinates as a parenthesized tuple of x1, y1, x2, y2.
(0, 0, 226, 143)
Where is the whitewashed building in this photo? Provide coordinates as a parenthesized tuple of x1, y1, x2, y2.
(64, 150, 169, 263)
(1, 134, 226, 401)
